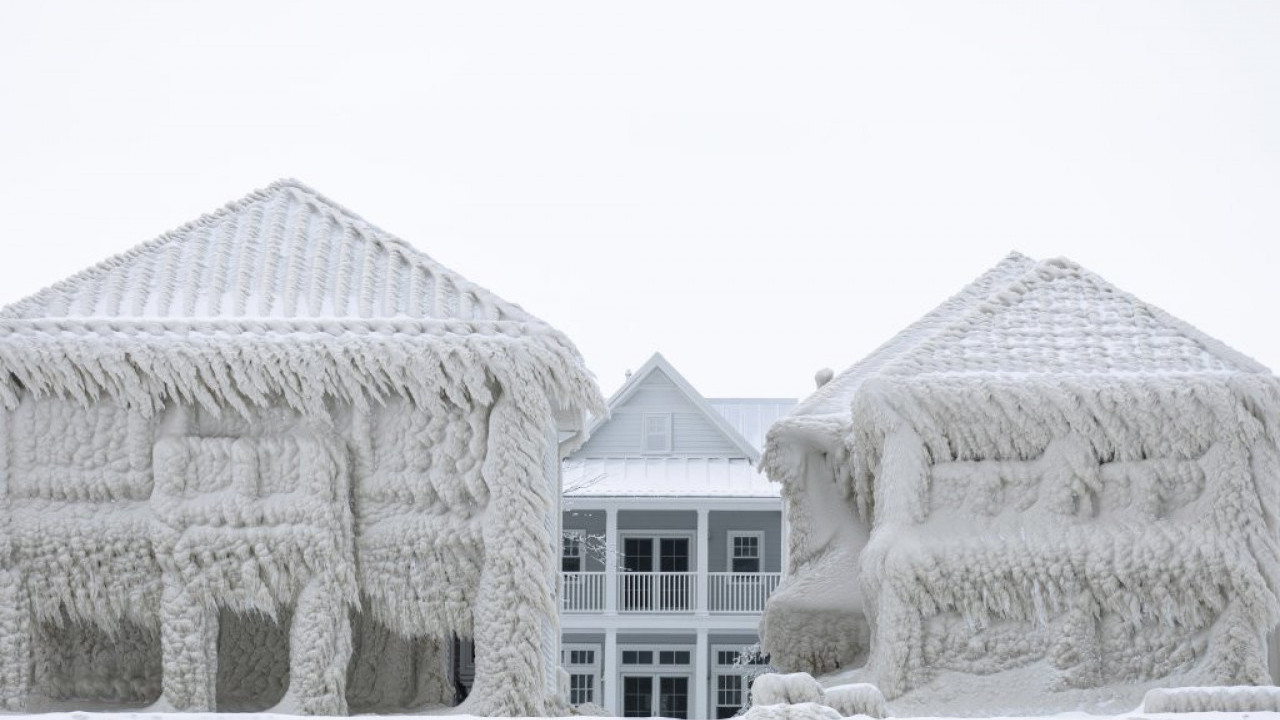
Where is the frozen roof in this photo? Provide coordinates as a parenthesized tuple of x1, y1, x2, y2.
(786, 252, 1268, 421)
(0, 180, 603, 417)
(789, 252, 1038, 418)
(2, 179, 538, 324)
(707, 398, 797, 452)
(877, 256, 1269, 379)
(563, 457, 777, 497)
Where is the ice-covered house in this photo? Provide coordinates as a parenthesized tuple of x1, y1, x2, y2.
(0, 180, 602, 716)
(560, 353, 794, 719)
(759, 253, 1280, 714)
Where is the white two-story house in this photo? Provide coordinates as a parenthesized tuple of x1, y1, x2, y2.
(560, 353, 795, 719)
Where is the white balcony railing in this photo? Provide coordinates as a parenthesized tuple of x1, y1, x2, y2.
(619, 571, 697, 612)
(559, 571, 782, 613)
(562, 572, 606, 612)
(707, 572, 782, 613)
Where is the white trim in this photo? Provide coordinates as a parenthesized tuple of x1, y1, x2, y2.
(727, 531, 764, 573)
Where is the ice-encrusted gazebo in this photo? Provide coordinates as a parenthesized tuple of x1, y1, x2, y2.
(0, 180, 603, 715)
(760, 253, 1280, 714)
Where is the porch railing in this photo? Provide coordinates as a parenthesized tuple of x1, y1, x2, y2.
(619, 571, 696, 612)
(561, 571, 606, 612)
(559, 571, 782, 613)
(707, 572, 782, 613)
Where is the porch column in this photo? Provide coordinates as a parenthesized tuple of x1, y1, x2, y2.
(288, 578, 353, 715)
(696, 508, 709, 616)
(159, 578, 218, 711)
(604, 628, 618, 715)
(605, 506, 618, 615)
(695, 627, 709, 720)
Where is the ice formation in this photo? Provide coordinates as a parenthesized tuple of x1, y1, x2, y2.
(0, 181, 603, 716)
(1143, 685, 1280, 713)
(759, 253, 1280, 715)
(744, 673, 885, 720)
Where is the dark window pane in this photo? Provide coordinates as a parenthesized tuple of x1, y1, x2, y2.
(623, 676, 653, 718)
(659, 676, 689, 719)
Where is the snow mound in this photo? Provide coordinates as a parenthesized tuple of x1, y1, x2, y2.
(823, 684, 886, 719)
(752, 673, 826, 705)
(1143, 686, 1280, 713)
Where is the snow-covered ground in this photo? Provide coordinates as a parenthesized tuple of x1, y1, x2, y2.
(5, 712, 1280, 720)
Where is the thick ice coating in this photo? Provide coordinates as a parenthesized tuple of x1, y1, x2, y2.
(0, 181, 603, 716)
(760, 253, 1280, 715)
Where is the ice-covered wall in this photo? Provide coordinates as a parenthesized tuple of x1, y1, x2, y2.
(761, 376, 1280, 714)
(0, 385, 566, 716)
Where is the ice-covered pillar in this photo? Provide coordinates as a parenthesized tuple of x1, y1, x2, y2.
(605, 506, 618, 615)
(0, 568, 31, 710)
(159, 579, 218, 711)
(466, 386, 561, 716)
(288, 579, 353, 715)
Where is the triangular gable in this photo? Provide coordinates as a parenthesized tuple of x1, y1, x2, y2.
(789, 252, 1039, 418)
(2, 179, 539, 325)
(577, 353, 760, 462)
(878, 257, 1269, 378)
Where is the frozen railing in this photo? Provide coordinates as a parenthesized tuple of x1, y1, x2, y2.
(619, 571, 697, 612)
(561, 571, 605, 612)
(708, 572, 782, 613)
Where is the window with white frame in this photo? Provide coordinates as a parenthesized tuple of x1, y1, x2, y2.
(562, 644, 600, 706)
(642, 413, 672, 454)
(563, 529, 584, 572)
(620, 645, 693, 719)
(728, 531, 763, 573)
(713, 645, 771, 719)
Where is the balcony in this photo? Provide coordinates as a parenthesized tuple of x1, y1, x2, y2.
(560, 571, 781, 614)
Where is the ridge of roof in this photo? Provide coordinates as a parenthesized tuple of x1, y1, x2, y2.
(787, 251, 1038, 418)
(1, 179, 541, 326)
(582, 352, 762, 462)
(876, 255, 1270, 379)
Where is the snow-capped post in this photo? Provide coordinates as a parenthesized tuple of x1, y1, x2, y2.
(0, 180, 603, 715)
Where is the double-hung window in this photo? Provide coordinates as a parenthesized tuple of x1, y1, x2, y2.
(728, 531, 762, 573)
(563, 529, 584, 573)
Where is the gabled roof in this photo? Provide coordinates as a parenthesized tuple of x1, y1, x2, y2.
(2, 179, 538, 325)
(878, 256, 1270, 379)
(587, 352, 762, 462)
(788, 252, 1038, 418)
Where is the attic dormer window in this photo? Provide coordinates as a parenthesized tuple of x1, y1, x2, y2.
(642, 413, 672, 454)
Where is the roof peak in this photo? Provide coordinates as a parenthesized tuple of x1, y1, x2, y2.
(2, 180, 540, 325)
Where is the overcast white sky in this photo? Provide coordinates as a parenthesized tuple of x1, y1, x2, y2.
(2, 2, 1277, 401)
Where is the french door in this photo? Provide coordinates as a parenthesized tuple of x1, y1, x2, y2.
(622, 536, 691, 611)
(622, 675, 690, 719)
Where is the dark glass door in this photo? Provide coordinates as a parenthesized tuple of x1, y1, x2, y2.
(659, 676, 689, 719)
(623, 676, 654, 717)
(623, 538, 654, 610)
(659, 538, 690, 610)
